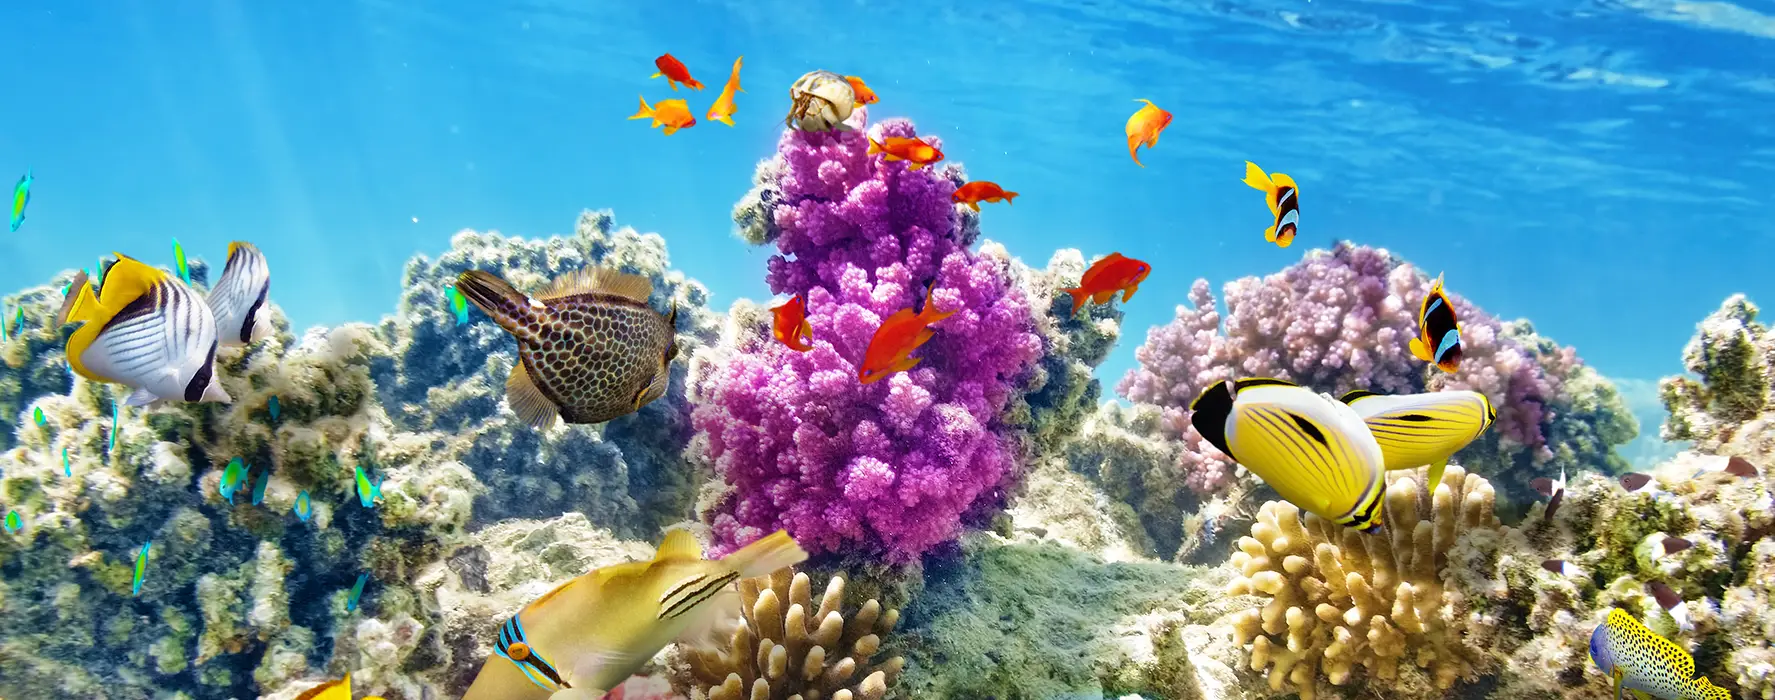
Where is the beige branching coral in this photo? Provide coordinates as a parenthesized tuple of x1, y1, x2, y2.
(684, 569, 904, 700)
(1225, 466, 1504, 699)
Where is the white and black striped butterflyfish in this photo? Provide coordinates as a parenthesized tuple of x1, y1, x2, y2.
(1339, 389, 1495, 492)
(206, 241, 272, 347)
(56, 254, 231, 406)
(462, 528, 807, 700)
(1241, 161, 1299, 248)
(1411, 274, 1463, 373)
(1189, 377, 1387, 533)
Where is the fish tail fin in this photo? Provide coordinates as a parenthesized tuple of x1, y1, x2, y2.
(686, 78, 704, 90)
(1408, 336, 1434, 363)
(714, 114, 735, 127)
(1242, 161, 1275, 193)
(918, 282, 956, 324)
(1063, 287, 1088, 316)
(627, 95, 655, 121)
(1128, 135, 1144, 167)
(455, 270, 545, 344)
(1004, 191, 1018, 204)
(649, 71, 664, 79)
(867, 137, 883, 156)
(1264, 224, 1278, 243)
(721, 529, 808, 579)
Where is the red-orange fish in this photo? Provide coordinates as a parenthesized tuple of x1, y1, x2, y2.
(866, 135, 944, 170)
(952, 181, 1019, 212)
(627, 96, 697, 135)
(857, 282, 955, 384)
(1125, 99, 1173, 168)
(650, 53, 704, 91)
(771, 294, 813, 352)
(1061, 253, 1150, 316)
(845, 76, 879, 105)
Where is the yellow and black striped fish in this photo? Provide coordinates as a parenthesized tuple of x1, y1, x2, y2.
(1589, 608, 1730, 700)
(1190, 377, 1387, 532)
(462, 528, 807, 700)
(56, 254, 231, 406)
(1241, 161, 1299, 248)
(454, 267, 679, 428)
(1411, 274, 1463, 373)
(207, 242, 272, 347)
(1339, 389, 1495, 492)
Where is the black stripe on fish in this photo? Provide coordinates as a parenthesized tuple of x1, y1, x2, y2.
(1288, 412, 1328, 447)
(1189, 381, 1237, 459)
(1274, 186, 1299, 240)
(183, 340, 217, 402)
(660, 571, 739, 620)
(1419, 293, 1461, 359)
(102, 281, 167, 335)
(1394, 413, 1435, 422)
(240, 282, 268, 343)
(494, 615, 568, 689)
(1340, 389, 1380, 404)
(659, 574, 708, 605)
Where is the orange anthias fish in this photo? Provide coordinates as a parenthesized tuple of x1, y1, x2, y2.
(1061, 253, 1150, 316)
(770, 294, 813, 352)
(707, 56, 745, 126)
(857, 283, 956, 384)
(952, 181, 1019, 212)
(866, 135, 944, 170)
(1241, 161, 1299, 248)
(845, 76, 880, 105)
(1125, 99, 1173, 167)
(628, 96, 697, 135)
(650, 53, 704, 91)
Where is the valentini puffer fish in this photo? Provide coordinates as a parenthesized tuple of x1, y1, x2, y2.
(462, 528, 808, 700)
(454, 267, 679, 427)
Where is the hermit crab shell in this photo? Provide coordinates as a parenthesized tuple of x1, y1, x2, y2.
(786, 70, 857, 132)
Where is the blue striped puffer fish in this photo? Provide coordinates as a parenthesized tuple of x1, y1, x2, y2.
(55, 255, 231, 406)
(206, 242, 272, 347)
(463, 528, 807, 700)
(1190, 377, 1388, 532)
(1590, 608, 1729, 700)
(1339, 389, 1495, 492)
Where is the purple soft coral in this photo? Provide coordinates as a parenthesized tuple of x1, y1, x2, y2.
(694, 112, 1042, 562)
(1119, 242, 1579, 495)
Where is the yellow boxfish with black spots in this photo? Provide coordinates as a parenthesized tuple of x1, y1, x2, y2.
(55, 254, 232, 406)
(1190, 377, 1387, 532)
(453, 267, 679, 428)
(463, 528, 807, 700)
(1589, 607, 1730, 700)
(1338, 389, 1495, 492)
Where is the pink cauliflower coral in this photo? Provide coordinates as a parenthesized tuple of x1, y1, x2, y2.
(693, 112, 1043, 562)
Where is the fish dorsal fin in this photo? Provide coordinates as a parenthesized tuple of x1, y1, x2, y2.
(1340, 389, 1379, 404)
(536, 267, 653, 304)
(98, 255, 167, 309)
(655, 528, 703, 561)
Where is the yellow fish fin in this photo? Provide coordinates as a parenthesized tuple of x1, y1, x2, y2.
(292, 674, 351, 700)
(909, 161, 926, 170)
(1122, 284, 1139, 302)
(655, 528, 702, 561)
(536, 267, 654, 304)
(719, 529, 808, 579)
(1408, 336, 1433, 362)
(1091, 289, 1116, 304)
(1242, 161, 1275, 193)
(1426, 460, 1448, 492)
(1264, 224, 1278, 243)
(662, 125, 679, 135)
(967, 201, 980, 212)
(1271, 172, 1298, 191)
(627, 95, 654, 121)
(505, 362, 561, 430)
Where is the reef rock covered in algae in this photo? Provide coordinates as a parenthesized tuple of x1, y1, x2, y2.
(0, 210, 716, 699)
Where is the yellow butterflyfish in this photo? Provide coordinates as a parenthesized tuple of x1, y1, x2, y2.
(1190, 377, 1387, 533)
(1589, 608, 1730, 700)
(463, 528, 808, 700)
(56, 255, 232, 406)
(1338, 389, 1495, 492)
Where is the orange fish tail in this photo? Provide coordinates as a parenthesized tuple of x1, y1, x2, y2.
(1128, 136, 1145, 167)
(918, 283, 955, 323)
(1004, 191, 1018, 204)
(867, 137, 884, 157)
(687, 78, 705, 90)
(628, 95, 654, 121)
(1063, 287, 1088, 316)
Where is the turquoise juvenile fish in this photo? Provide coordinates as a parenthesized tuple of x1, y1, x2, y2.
(62, 447, 70, 477)
(444, 284, 470, 326)
(268, 395, 281, 422)
(133, 541, 151, 596)
(3, 511, 20, 533)
(11, 305, 22, 337)
(173, 239, 191, 285)
(0, 305, 8, 342)
(293, 490, 312, 522)
(10, 168, 30, 232)
(109, 401, 120, 455)
(251, 467, 270, 506)
(1590, 608, 1730, 700)
(355, 465, 383, 508)
(32, 406, 44, 426)
(347, 572, 370, 612)
(220, 457, 247, 503)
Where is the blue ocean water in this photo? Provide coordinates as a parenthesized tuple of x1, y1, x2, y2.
(1, 0, 1769, 447)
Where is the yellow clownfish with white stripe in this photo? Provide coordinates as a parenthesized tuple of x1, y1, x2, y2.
(463, 528, 808, 700)
(293, 674, 387, 700)
(55, 254, 232, 406)
(1338, 389, 1495, 492)
(1189, 377, 1387, 533)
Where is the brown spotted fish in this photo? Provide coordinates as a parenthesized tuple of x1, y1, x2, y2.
(454, 267, 679, 428)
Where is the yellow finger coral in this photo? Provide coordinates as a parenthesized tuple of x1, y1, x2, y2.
(1225, 466, 1503, 699)
(683, 569, 904, 700)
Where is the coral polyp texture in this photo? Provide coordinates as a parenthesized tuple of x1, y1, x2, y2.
(1227, 466, 1504, 699)
(693, 111, 1045, 562)
(1117, 242, 1634, 507)
(679, 569, 904, 700)
(1661, 294, 1775, 454)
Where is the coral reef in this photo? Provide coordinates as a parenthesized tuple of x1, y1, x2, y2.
(693, 111, 1047, 562)
(1661, 294, 1775, 456)
(1116, 242, 1635, 511)
(680, 569, 904, 700)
